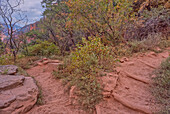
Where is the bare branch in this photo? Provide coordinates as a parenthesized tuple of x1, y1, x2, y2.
(0, 0, 27, 62)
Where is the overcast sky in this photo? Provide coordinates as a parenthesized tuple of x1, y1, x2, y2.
(0, 0, 44, 27)
(19, 0, 44, 26)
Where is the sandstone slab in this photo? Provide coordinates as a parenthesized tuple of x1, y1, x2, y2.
(0, 75, 38, 114)
(0, 75, 25, 91)
(0, 65, 18, 75)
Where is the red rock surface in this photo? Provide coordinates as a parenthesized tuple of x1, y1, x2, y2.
(0, 75, 38, 114)
(0, 65, 18, 75)
(26, 49, 169, 114)
(96, 49, 169, 114)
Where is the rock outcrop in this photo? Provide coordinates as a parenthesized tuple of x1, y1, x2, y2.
(0, 65, 18, 75)
(0, 65, 38, 114)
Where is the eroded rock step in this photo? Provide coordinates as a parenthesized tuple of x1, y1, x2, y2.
(0, 75, 38, 114)
(98, 50, 169, 114)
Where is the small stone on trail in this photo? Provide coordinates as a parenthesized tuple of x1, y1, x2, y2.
(123, 57, 128, 62)
(43, 58, 48, 61)
(155, 47, 161, 52)
(120, 57, 128, 63)
(149, 52, 157, 56)
(103, 91, 112, 98)
(43, 61, 49, 65)
(37, 62, 43, 66)
(49, 60, 60, 63)
(151, 75, 157, 78)
(139, 53, 146, 57)
(125, 87, 129, 90)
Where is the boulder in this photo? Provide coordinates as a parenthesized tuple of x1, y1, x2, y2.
(0, 75, 38, 114)
(0, 65, 18, 75)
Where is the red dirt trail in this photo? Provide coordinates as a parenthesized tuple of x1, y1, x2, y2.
(26, 49, 169, 114)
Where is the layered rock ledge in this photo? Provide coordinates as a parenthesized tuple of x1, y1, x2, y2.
(0, 65, 18, 75)
(0, 65, 38, 114)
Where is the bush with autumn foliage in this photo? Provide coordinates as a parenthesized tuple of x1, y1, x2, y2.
(53, 37, 114, 112)
(42, 0, 170, 112)
(1, 0, 169, 112)
(67, 0, 135, 45)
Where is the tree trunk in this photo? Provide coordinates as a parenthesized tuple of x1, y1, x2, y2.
(9, 28, 16, 63)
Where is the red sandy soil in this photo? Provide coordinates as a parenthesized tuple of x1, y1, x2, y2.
(26, 62, 86, 114)
(26, 49, 169, 114)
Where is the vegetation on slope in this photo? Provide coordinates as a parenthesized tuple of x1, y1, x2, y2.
(53, 37, 114, 112)
(0, 0, 169, 113)
(152, 57, 170, 113)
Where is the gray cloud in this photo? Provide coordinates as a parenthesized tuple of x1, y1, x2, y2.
(0, 0, 44, 27)
(20, 0, 44, 26)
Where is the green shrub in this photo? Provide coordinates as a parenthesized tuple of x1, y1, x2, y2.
(25, 40, 60, 56)
(0, 54, 14, 65)
(54, 37, 114, 112)
(68, 0, 134, 45)
(152, 57, 170, 113)
(112, 33, 170, 57)
(70, 37, 114, 72)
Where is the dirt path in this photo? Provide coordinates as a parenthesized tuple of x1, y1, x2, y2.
(26, 62, 85, 114)
(26, 49, 169, 114)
